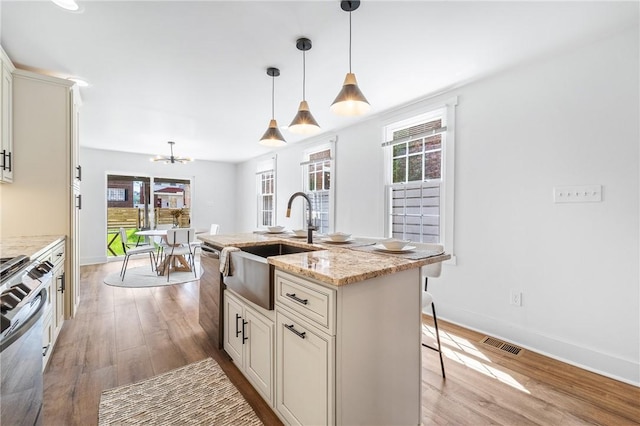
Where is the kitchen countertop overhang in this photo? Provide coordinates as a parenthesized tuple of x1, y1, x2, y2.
(197, 233, 451, 286)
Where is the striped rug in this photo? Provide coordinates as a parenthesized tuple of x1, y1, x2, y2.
(98, 358, 262, 425)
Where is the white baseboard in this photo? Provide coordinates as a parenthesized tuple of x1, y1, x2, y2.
(81, 256, 108, 266)
(435, 303, 640, 387)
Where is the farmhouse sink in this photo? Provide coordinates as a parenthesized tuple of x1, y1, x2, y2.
(223, 243, 319, 310)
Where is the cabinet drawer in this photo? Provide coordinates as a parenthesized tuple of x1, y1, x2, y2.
(50, 241, 65, 266)
(275, 270, 335, 335)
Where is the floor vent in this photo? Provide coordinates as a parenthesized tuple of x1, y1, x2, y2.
(480, 336, 524, 356)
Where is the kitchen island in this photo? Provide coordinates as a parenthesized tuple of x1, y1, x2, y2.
(197, 233, 450, 426)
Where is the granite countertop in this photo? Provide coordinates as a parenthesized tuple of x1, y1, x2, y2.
(0, 235, 66, 260)
(198, 233, 451, 286)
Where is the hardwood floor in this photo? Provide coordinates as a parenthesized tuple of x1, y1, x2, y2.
(43, 259, 281, 426)
(43, 260, 639, 425)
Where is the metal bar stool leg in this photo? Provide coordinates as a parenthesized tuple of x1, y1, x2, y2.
(422, 277, 446, 378)
(431, 301, 446, 379)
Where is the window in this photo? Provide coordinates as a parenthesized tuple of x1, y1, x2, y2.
(301, 143, 335, 234)
(384, 99, 456, 254)
(256, 158, 276, 228)
(107, 187, 126, 201)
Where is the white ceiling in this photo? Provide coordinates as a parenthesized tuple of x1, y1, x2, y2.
(1, 1, 637, 163)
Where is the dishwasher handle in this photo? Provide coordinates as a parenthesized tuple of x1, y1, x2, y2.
(200, 245, 220, 258)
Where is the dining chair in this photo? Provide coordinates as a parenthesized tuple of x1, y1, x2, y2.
(190, 223, 220, 251)
(163, 228, 198, 281)
(421, 243, 446, 378)
(119, 227, 156, 281)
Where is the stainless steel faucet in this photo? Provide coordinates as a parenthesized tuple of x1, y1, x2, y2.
(286, 192, 315, 243)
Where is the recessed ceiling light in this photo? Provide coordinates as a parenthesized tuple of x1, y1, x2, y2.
(67, 77, 89, 87)
(51, 0, 79, 11)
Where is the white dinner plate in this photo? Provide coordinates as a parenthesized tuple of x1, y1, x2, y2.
(373, 244, 416, 253)
(321, 238, 354, 244)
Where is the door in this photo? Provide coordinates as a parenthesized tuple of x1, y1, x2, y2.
(244, 306, 273, 404)
(53, 265, 65, 339)
(276, 310, 334, 426)
(224, 292, 244, 365)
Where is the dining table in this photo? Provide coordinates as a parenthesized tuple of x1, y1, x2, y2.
(134, 228, 206, 275)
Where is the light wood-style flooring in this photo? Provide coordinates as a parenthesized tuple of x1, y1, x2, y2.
(43, 260, 640, 425)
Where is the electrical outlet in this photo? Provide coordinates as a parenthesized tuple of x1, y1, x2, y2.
(510, 290, 522, 307)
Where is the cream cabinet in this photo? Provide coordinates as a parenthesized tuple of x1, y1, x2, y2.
(1, 69, 81, 321)
(51, 241, 66, 340)
(0, 46, 15, 183)
(38, 238, 66, 370)
(224, 290, 274, 405)
(274, 268, 423, 426)
(275, 308, 335, 426)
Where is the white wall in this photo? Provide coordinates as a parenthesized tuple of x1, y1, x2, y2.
(79, 147, 236, 265)
(235, 26, 640, 384)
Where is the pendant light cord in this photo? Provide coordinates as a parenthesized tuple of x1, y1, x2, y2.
(271, 73, 275, 119)
(302, 49, 306, 101)
(349, 11, 352, 73)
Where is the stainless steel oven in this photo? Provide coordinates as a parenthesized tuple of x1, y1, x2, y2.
(1, 255, 52, 426)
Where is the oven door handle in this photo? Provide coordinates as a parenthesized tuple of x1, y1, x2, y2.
(0, 288, 47, 353)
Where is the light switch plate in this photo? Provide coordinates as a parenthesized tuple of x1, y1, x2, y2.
(553, 185, 602, 203)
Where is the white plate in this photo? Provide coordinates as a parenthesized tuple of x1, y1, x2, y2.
(289, 234, 307, 238)
(266, 230, 286, 234)
(373, 244, 416, 253)
(321, 238, 354, 244)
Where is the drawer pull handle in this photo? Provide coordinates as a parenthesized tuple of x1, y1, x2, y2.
(242, 319, 248, 344)
(285, 293, 308, 305)
(284, 324, 306, 339)
(43, 344, 50, 357)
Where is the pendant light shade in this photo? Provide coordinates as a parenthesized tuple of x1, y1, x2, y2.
(331, 0, 370, 116)
(289, 38, 320, 135)
(330, 72, 370, 116)
(260, 67, 286, 147)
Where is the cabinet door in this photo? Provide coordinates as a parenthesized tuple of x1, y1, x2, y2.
(244, 306, 273, 405)
(223, 292, 244, 365)
(276, 310, 334, 426)
(70, 189, 81, 317)
(53, 264, 65, 339)
(71, 88, 81, 189)
(1, 61, 13, 183)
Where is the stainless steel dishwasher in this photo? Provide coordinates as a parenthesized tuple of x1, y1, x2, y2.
(198, 244, 223, 349)
(1, 256, 53, 426)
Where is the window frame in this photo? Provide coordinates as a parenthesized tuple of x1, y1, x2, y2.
(256, 157, 277, 229)
(382, 97, 457, 261)
(301, 141, 336, 234)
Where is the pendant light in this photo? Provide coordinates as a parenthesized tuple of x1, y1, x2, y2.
(330, 0, 371, 116)
(289, 38, 320, 134)
(259, 67, 287, 147)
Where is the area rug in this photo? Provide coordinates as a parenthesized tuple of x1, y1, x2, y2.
(103, 263, 204, 288)
(98, 358, 262, 425)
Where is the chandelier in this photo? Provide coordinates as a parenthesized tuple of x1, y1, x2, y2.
(150, 141, 193, 164)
